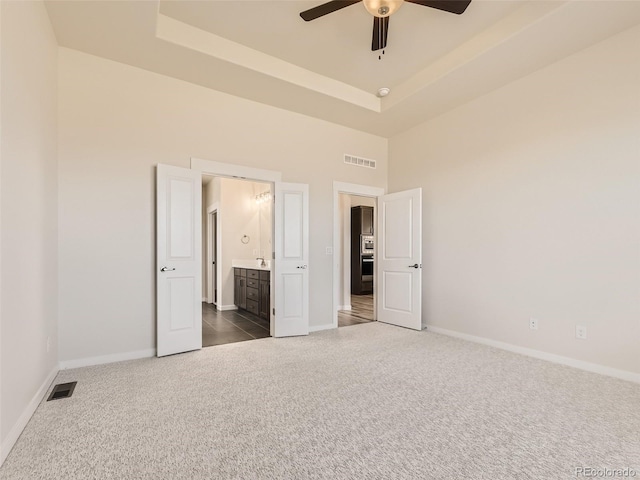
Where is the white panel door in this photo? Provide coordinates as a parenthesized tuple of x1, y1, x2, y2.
(274, 182, 309, 337)
(156, 164, 202, 356)
(377, 188, 422, 330)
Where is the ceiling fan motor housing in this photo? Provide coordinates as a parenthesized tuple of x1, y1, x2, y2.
(300, 0, 473, 52)
(363, 0, 404, 18)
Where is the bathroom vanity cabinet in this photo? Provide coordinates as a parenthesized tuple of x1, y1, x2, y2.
(234, 268, 270, 321)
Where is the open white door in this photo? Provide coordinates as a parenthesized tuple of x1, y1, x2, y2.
(156, 164, 202, 356)
(274, 182, 309, 337)
(377, 188, 422, 330)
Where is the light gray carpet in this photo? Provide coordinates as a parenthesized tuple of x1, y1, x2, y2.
(2, 323, 639, 479)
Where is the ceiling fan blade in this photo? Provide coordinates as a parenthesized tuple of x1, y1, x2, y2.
(300, 0, 362, 21)
(405, 0, 472, 15)
(371, 16, 389, 51)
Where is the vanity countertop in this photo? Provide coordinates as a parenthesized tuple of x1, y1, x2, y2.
(232, 259, 271, 271)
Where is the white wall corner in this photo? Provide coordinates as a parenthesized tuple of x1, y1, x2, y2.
(338, 305, 352, 311)
(59, 349, 156, 370)
(0, 366, 59, 466)
(427, 326, 640, 385)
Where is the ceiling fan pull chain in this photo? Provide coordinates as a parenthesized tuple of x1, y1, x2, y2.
(378, 20, 383, 59)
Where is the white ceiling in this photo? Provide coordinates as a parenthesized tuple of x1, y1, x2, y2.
(45, 0, 640, 137)
(157, 0, 523, 93)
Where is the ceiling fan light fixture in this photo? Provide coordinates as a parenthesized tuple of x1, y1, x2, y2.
(363, 0, 404, 18)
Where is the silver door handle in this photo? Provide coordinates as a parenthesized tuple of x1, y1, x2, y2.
(408, 264, 420, 269)
(160, 267, 175, 272)
(296, 265, 308, 269)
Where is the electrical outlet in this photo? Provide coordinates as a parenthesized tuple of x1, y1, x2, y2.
(46, 337, 51, 353)
(325, 247, 333, 255)
(529, 318, 538, 330)
(576, 325, 587, 340)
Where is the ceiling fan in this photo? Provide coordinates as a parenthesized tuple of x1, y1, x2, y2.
(300, 0, 472, 52)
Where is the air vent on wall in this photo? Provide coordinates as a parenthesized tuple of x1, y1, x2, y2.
(344, 154, 376, 169)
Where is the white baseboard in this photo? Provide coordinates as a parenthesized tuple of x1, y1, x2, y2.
(337, 305, 352, 311)
(59, 348, 156, 370)
(427, 325, 640, 384)
(201, 297, 206, 302)
(0, 365, 59, 466)
(218, 304, 238, 311)
(309, 323, 336, 333)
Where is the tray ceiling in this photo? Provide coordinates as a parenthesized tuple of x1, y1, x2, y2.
(45, 0, 640, 136)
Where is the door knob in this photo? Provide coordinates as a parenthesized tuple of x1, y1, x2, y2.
(296, 265, 308, 269)
(408, 264, 420, 269)
(160, 267, 176, 272)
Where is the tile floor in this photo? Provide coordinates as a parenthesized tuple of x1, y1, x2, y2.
(338, 294, 374, 327)
(202, 302, 270, 347)
(204, 293, 372, 345)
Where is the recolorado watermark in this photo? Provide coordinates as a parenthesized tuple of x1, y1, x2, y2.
(575, 467, 637, 477)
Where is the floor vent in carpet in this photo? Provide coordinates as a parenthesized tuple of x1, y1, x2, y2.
(47, 382, 77, 401)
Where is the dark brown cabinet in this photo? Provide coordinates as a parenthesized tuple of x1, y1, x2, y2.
(358, 206, 374, 235)
(245, 270, 259, 315)
(352, 205, 373, 235)
(234, 269, 246, 309)
(259, 271, 270, 320)
(234, 268, 270, 320)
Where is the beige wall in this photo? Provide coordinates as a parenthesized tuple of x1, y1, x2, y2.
(58, 48, 387, 362)
(0, 0, 58, 452)
(257, 184, 272, 264)
(389, 25, 640, 374)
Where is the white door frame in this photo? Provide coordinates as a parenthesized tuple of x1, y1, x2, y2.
(192, 158, 282, 327)
(332, 181, 385, 329)
(206, 204, 220, 306)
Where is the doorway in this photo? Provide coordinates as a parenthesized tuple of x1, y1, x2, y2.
(201, 175, 273, 347)
(157, 160, 310, 357)
(337, 194, 377, 327)
(332, 182, 385, 329)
